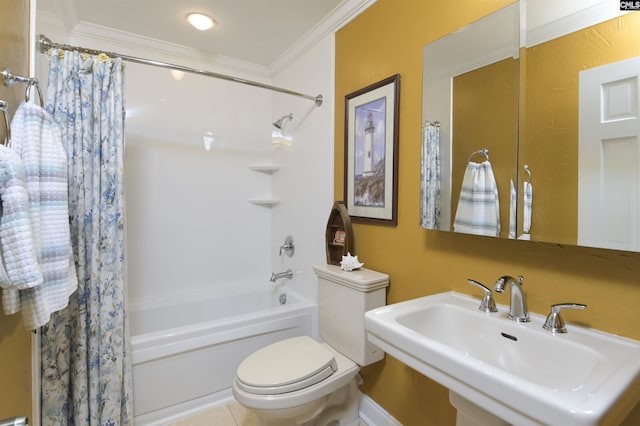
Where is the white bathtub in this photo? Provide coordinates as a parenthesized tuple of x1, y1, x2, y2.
(129, 282, 314, 425)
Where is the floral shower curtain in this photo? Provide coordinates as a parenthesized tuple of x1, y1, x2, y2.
(420, 121, 441, 229)
(39, 48, 133, 425)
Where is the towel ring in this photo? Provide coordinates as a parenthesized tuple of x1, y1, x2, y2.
(25, 79, 44, 107)
(524, 164, 532, 183)
(468, 148, 489, 163)
(0, 99, 10, 146)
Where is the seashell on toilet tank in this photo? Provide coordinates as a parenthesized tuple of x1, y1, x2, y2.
(340, 252, 363, 271)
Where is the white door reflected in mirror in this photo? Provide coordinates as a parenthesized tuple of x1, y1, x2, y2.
(579, 56, 640, 251)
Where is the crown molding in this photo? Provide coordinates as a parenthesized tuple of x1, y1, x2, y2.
(36, 10, 271, 79)
(37, 0, 376, 79)
(269, 0, 377, 75)
(524, 0, 627, 47)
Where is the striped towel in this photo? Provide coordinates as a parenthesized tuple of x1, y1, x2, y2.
(508, 178, 516, 239)
(518, 181, 532, 240)
(6, 101, 77, 329)
(453, 161, 500, 237)
(0, 145, 44, 308)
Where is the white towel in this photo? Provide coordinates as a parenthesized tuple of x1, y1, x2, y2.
(453, 161, 500, 237)
(518, 181, 532, 240)
(7, 101, 78, 329)
(0, 145, 44, 309)
(508, 179, 516, 239)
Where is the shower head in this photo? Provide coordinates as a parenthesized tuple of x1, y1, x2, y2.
(272, 113, 294, 146)
(273, 113, 293, 129)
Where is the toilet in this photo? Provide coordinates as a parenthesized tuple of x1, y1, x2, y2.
(232, 264, 389, 426)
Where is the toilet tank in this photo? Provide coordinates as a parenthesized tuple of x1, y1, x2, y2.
(313, 264, 389, 366)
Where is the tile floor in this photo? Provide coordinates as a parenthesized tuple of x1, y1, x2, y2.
(168, 401, 255, 426)
(168, 401, 369, 426)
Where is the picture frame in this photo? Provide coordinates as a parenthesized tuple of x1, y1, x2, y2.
(344, 74, 400, 226)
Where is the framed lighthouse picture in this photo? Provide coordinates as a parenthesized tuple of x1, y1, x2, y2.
(344, 74, 400, 226)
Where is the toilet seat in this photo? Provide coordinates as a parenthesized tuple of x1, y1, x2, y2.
(235, 336, 338, 395)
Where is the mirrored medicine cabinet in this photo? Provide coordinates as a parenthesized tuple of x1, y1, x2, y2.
(420, 0, 640, 252)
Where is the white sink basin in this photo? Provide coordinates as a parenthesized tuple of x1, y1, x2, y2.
(364, 291, 640, 426)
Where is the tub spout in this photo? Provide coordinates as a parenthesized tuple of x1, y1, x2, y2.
(270, 269, 293, 282)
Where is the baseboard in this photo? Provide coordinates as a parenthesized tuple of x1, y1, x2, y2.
(359, 392, 402, 426)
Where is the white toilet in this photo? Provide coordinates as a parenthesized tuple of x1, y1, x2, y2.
(233, 264, 389, 426)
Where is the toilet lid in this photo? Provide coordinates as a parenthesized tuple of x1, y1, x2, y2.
(236, 336, 337, 395)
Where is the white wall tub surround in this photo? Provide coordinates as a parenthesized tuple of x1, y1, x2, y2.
(270, 34, 336, 308)
(129, 282, 314, 425)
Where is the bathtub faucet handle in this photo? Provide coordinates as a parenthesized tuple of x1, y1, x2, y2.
(279, 235, 295, 257)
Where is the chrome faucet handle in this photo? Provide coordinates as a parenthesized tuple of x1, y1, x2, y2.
(279, 235, 295, 257)
(543, 303, 587, 333)
(467, 279, 498, 313)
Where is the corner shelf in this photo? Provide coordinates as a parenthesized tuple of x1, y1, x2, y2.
(249, 199, 281, 207)
(248, 164, 281, 174)
(248, 164, 281, 207)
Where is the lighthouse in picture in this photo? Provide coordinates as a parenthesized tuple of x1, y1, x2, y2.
(363, 112, 375, 176)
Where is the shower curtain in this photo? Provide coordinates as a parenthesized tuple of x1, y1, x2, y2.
(420, 121, 441, 229)
(39, 48, 133, 425)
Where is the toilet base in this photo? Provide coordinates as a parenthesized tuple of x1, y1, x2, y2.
(252, 378, 359, 426)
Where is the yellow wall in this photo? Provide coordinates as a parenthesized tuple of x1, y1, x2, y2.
(335, 1, 640, 425)
(522, 13, 640, 244)
(0, 0, 33, 420)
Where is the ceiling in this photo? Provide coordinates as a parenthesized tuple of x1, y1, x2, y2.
(37, 0, 367, 68)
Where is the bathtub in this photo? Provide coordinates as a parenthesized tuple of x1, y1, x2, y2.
(129, 282, 315, 425)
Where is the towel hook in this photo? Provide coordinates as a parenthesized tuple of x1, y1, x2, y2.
(0, 99, 10, 146)
(2, 68, 44, 107)
(468, 148, 489, 163)
(524, 164, 532, 183)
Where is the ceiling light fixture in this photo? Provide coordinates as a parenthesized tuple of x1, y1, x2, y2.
(186, 13, 215, 31)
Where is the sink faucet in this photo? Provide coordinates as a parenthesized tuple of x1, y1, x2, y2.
(493, 275, 530, 322)
(270, 269, 293, 282)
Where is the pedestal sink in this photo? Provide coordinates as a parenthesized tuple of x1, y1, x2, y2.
(364, 291, 640, 426)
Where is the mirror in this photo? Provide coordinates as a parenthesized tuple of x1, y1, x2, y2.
(420, 3, 519, 237)
(520, 0, 638, 251)
(421, 0, 640, 252)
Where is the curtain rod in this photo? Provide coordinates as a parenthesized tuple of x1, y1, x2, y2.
(37, 35, 323, 106)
